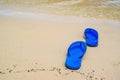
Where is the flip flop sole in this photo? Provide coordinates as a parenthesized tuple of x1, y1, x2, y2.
(84, 28, 98, 47)
(65, 41, 87, 70)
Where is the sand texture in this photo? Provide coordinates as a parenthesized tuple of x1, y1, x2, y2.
(0, 11, 120, 80)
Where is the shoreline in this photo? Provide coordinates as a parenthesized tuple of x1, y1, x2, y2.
(0, 9, 120, 25)
(0, 3, 120, 21)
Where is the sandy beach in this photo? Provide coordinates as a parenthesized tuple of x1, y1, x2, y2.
(0, 10, 120, 80)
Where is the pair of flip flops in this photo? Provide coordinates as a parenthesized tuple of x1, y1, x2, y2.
(65, 28, 98, 70)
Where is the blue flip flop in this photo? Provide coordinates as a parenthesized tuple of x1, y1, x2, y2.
(65, 41, 87, 70)
(84, 28, 98, 47)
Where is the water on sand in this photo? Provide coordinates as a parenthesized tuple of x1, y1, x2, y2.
(0, 0, 120, 20)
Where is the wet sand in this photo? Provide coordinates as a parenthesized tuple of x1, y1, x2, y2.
(0, 0, 120, 21)
(0, 11, 120, 80)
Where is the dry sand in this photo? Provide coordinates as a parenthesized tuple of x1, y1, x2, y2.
(0, 10, 120, 80)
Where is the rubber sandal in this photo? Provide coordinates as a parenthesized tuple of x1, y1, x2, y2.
(65, 41, 87, 70)
(84, 28, 98, 47)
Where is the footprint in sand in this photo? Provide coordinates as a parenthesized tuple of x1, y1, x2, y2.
(0, 71, 5, 74)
